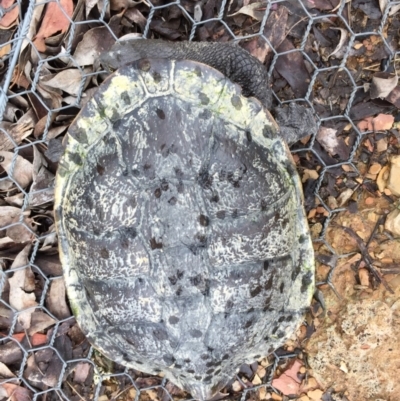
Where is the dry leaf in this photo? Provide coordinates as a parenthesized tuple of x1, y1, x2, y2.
(46, 278, 70, 320)
(0, 119, 34, 152)
(385, 208, 400, 236)
(73, 26, 118, 67)
(29, 146, 55, 207)
(316, 127, 348, 159)
(0, 361, 15, 378)
(0, 206, 28, 228)
(8, 246, 38, 329)
(387, 155, 400, 196)
(329, 28, 349, 58)
(110, 0, 142, 11)
(370, 72, 398, 99)
(0, 383, 32, 401)
(41, 68, 87, 96)
(33, 0, 74, 52)
(0, 150, 33, 188)
(73, 362, 91, 383)
(0, 0, 19, 28)
(272, 360, 302, 395)
(228, 1, 267, 21)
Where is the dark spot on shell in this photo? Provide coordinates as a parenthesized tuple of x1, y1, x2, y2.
(120, 91, 130, 105)
(262, 124, 274, 138)
(177, 181, 184, 193)
(201, 354, 210, 360)
(156, 108, 166, 119)
(204, 375, 213, 382)
(267, 346, 274, 353)
(206, 368, 214, 374)
(153, 328, 168, 341)
(152, 71, 162, 82)
(168, 197, 177, 205)
(174, 363, 182, 369)
(189, 329, 202, 338)
(226, 300, 233, 310)
(176, 286, 182, 296)
(177, 270, 184, 279)
(244, 320, 253, 328)
(246, 131, 252, 142)
(231, 95, 242, 110)
(135, 360, 143, 365)
(271, 326, 279, 334)
(195, 375, 202, 380)
(138, 59, 151, 71)
(278, 316, 285, 323)
(168, 276, 178, 285)
(264, 276, 273, 291)
(214, 368, 221, 375)
(194, 66, 202, 76)
(216, 210, 226, 219)
(247, 307, 254, 313)
(253, 355, 261, 359)
(154, 188, 161, 198)
(263, 261, 270, 270)
(144, 163, 151, 170)
(184, 359, 191, 363)
(199, 92, 210, 105)
(161, 179, 169, 191)
(150, 238, 163, 249)
(232, 209, 238, 218)
(74, 129, 88, 144)
(69, 152, 82, 165)
(199, 109, 212, 119)
(187, 369, 195, 374)
(279, 282, 285, 293)
(174, 168, 184, 178)
(301, 271, 313, 293)
(169, 316, 179, 324)
(286, 315, 293, 321)
(190, 274, 203, 286)
(198, 168, 213, 189)
(122, 169, 129, 176)
(260, 199, 267, 211)
(299, 234, 308, 243)
(163, 354, 175, 365)
(100, 248, 109, 259)
(277, 331, 285, 338)
(199, 215, 209, 226)
(211, 194, 219, 203)
(250, 285, 262, 298)
(96, 164, 105, 175)
(222, 354, 229, 360)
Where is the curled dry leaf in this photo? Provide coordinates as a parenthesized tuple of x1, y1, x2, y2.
(228, 1, 267, 21)
(316, 127, 348, 159)
(0, 361, 15, 378)
(0, 383, 32, 401)
(8, 245, 38, 329)
(0, 150, 33, 188)
(110, 0, 142, 11)
(73, 26, 117, 67)
(41, 68, 88, 97)
(29, 146, 55, 207)
(329, 28, 349, 58)
(46, 278, 71, 320)
(0, 120, 34, 152)
(0, 0, 19, 28)
(32, 0, 74, 52)
(370, 72, 399, 99)
(372, 113, 394, 131)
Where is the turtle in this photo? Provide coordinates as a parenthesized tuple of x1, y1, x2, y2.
(54, 39, 315, 401)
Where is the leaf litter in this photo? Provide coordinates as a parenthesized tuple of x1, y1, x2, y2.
(1, 0, 400, 400)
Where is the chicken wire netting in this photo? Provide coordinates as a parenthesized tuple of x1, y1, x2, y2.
(0, 0, 400, 400)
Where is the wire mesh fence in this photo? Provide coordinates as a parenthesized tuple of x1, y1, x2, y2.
(0, 0, 400, 400)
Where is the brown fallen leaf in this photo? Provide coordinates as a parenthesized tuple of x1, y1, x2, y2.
(329, 27, 349, 59)
(275, 39, 310, 98)
(46, 278, 71, 320)
(8, 245, 38, 329)
(0, 119, 34, 152)
(316, 127, 349, 159)
(0, 150, 33, 188)
(370, 72, 399, 99)
(41, 68, 88, 96)
(0, 0, 19, 28)
(0, 383, 32, 401)
(387, 155, 400, 196)
(73, 362, 91, 383)
(33, 0, 74, 52)
(228, 1, 267, 21)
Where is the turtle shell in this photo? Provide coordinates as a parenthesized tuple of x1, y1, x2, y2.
(54, 59, 314, 400)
